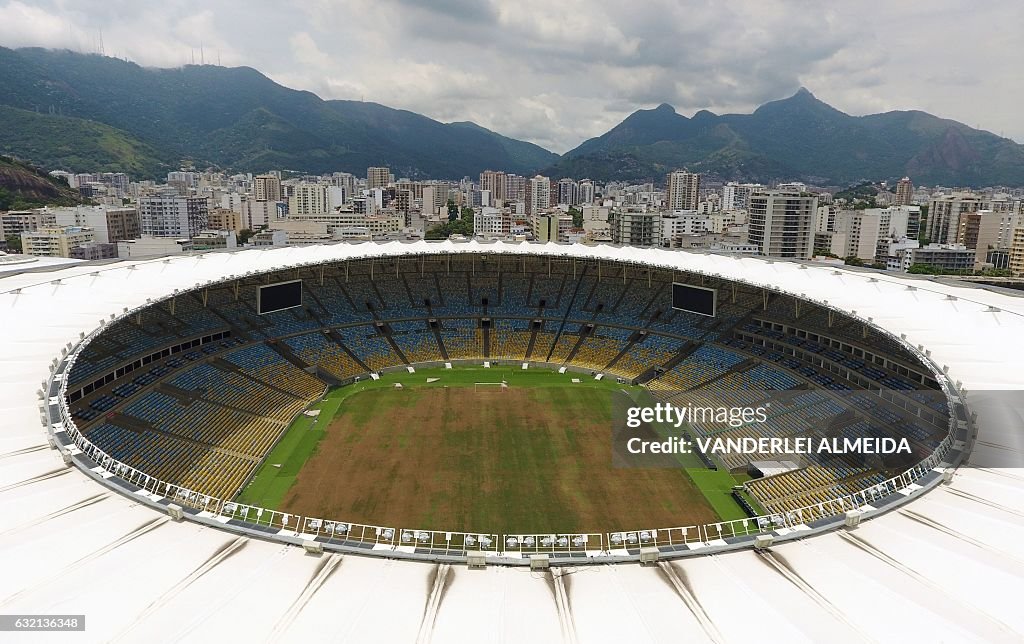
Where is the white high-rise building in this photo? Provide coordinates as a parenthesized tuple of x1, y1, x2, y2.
(722, 182, 762, 211)
(747, 190, 817, 259)
(289, 183, 331, 216)
(666, 170, 700, 211)
(578, 180, 596, 206)
(421, 184, 449, 216)
(138, 194, 209, 238)
(528, 175, 551, 215)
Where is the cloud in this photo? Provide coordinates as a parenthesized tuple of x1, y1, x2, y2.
(0, 0, 1021, 152)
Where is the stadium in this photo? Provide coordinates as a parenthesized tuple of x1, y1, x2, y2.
(2, 240, 1023, 642)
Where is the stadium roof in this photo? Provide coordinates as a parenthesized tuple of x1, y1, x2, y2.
(2, 240, 1023, 641)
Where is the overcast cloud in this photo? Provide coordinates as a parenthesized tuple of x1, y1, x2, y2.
(1, 0, 1021, 153)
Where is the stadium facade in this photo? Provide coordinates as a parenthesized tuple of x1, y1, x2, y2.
(2, 240, 1023, 642)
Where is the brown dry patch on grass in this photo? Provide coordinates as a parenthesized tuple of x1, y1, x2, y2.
(279, 386, 717, 533)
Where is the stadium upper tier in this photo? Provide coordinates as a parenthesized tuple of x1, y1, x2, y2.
(2, 241, 1023, 642)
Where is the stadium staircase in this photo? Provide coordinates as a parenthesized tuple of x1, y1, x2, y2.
(684, 357, 759, 391)
(524, 322, 540, 360)
(431, 324, 450, 361)
(638, 283, 668, 326)
(334, 279, 362, 313)
(562, 325, 593, 365)
(482, 323, 491, 358)
(379, 327, 411, 365)
(210, 357, 307, 400)
(603, 330, 643, 373)
(325, 330, 372, 373)
(197, 298, 254, 343)
(265, 340, 311, 371)
(543, 267, 589, 362)
(636, 341, 699, 385)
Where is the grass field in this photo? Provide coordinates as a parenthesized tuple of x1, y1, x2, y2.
(235, 366, 754, 533)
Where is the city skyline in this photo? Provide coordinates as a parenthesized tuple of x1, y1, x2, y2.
(0, 0, 1021, 153)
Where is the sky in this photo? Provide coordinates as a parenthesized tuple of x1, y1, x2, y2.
(0, 0, 1021, 154)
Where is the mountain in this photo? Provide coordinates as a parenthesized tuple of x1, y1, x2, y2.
(0, 47, 558, 179)
(546, 88, 1024, 186)
(0, 155, 83, 211)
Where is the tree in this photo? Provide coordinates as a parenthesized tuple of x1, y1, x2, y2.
(446, 199, 459, 222)
(917, 205, 930, 244)
(5, 235, 23, 253)
(237, 229, 255, 245)
(425, 218, 473, 240)
(844, 255, 865, 267)
(568, 206, 583, 228)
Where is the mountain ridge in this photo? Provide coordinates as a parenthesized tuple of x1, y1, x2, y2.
(547, 88, 1024, 185)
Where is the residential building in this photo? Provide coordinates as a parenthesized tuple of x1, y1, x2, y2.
(956, 210, 1003, 270)
(191, 230, 238, 250)
(901, 244, 974, 273)
(208, 208, 243, 232)
(284, 211, 404, 238)
(289, 182, 331, 216)
(474, 208, 508, 238)
(253, 174, 282, 202)
(666, 170, 700, 210)
(747, 190, 817, 259)
(251, 229, 288, 247)
(49, 205, 140, 243)
(367, 167, 392, 190)
(610, 210, 660, 247)
(527, 175, 551, 216)
(69, 242, 118, 260)
(421, 184, 450, 216)
(479, 170, 506, 203)
(578, 180, 596, 205)
(117, 236, 193, 258)
(660, 211, 709, 247)
(531, 213, 572, 242)
(557, 178, 579, 206)
(1, 211, 56, 237)
(895, 177, 913, 206)
(927, 192, 986, 244)
(722, 182, 763, 211)
(138, 194, 210, 238)
(505, 174, 527, 202)
(21, 226, 95, 258)
(1011, 226, 1024, 276)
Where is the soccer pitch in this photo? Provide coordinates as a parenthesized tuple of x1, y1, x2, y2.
(235, 366, 755, 533)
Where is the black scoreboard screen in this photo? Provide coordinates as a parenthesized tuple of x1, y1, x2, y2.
(671, 283, 716, 317)
(258, 280, 302, 315)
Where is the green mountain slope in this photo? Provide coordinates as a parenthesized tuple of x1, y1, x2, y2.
(0, 154, 83, 210)
(0, 47, 558, 179)
(0, 105, 174, 177)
